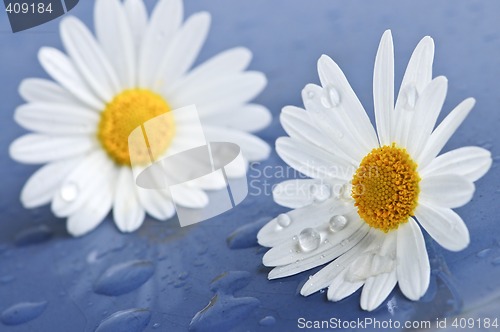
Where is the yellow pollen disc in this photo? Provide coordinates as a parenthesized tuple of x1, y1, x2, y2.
(351, 143, 420, 232)
(97, 89, 174, 166)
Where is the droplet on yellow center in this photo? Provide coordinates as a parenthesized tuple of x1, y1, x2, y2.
(97, 89, 174, 166)
(351, 143, 420, 232)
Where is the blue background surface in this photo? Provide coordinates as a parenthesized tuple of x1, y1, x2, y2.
(0, 0, 499, 331)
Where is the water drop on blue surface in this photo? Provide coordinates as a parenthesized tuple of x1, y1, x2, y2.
(298, 228, 321, 252)
(0, 275, 15, 284)
(210, 271, 251, 294)
(491, 257, 500, 266)
(0, 301, 47, 326)
(226, 217, 270, 249)
(259, 315, 276, 326)
(94, 260, 155, 296)
(95, 308, 151, 332)
(329, 215, 348, 232)
(476, 248, 492, 258)
(14, 225, 52, 246)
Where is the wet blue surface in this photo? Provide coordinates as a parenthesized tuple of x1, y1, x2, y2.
(0, 0, 499, 331)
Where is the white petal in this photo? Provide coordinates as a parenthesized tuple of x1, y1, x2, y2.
(396, 218, 430, 301)
(15, 103, 99, 135)
(169, 185, 209, 208)
(327, 269, 364, 302)
(171, 72, 267, 118)
(20, 158, 81, 208)
(153, 12, 210, 91)
(138, 0, 183, 87)
(51, 150, 115, 217)
(10, 134, 94, 164)
(67, 178, 113, 236)
(60, 17, 120, 101)
(272, 179, 324, 209)
(137, 188, 175, 220)
(393, 36, 434, 144)
(276, 137, 354, 181)
(300, 231, 375, 296)
(263, 212, 366, 267)
(168, 47, 252, 96)
(124, 0, 148, 50)
(38, 47, 103, 110)
(204, 126, 270, 161)
(373, 30, 394, 145)
(405, 76, 448, 156)
(360, 270, 397, 311)
(202, 104, 271, 133)
(113, 168, 146, 232)
(19, 78, 78, 104)
(258, 199, 355, 248)
(316, 55, 378, 149)
(415, 203, 469, 251)
(270, 224, 370, 281)
(417, 98, 475, 169)
(95, 0, 135, 88)
(420, 146, 492, 182)
(420, 174, 475, 208)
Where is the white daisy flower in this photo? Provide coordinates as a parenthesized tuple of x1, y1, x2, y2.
(10, 0, 271, 236)
(257, 30, 492, 311)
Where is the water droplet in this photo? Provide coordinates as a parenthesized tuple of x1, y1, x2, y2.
(152, 323, 161, 329)
(298, 228, 321, 252)
(307, 90, 315, 99)
(14, 225, 52, 247)
(476, 248, 492, 258)
(329, 215, 348, 232)
(94, 260, 155, 296)
(259, 315, 276, 326)
(402, 85, 418, 109)
(311, 184, 331, 203)
(60, 182, 78, 202)
(292, 235, 298, 242)
(227, 217, 270, 249)
(0, 301, 47, 326)
(492, 257, 500, 266)
(340, 239, 349, 246)
(321, 85, 341, 108)
(277, 214, 291, 228)
(95, 308, 151, 332)
(0, 275, 15, 284)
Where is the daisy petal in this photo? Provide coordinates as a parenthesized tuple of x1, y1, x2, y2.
(300, 231, 375, 296)
(270, 224, 370, 281)
(154, 12, 210, 90)
(15, 103, 99, 135)
(137, 188, 175, 220)
(139, 0, 183, 87)
(276, 137, 353, 181)
(202, 104, 271, 133)
(396, 218, 430, 301)
(317, 55, 378, 149)
(420, 146, 492, 182)
(113, 168, 146, 232)
(360, 270, 397, 311)
(170, 185, 209, 209)
(420, 174, 475, 208)
(415, 203, 469, 251)
(67, 179, 113, 237)
(60, 17, 120, 100)
(373, 30, 394, 145)
(19, 78, 78, 104)
(204, 126, 270, 161)
(123, 0, 148, 49)
(258, 199, 354, 248)
(38, 47, 103, 110)
(95, 0, 135, 88)
(327, 269, 364, 302)
(10, 134, 94, 164)
(417, 98, 475, 169)
(405, 76, 448, 156)
(51, 151, 115, 217)
(168, 47, 252, 96)
(272, 179, 324, 209)
(20, 158, 81, 208)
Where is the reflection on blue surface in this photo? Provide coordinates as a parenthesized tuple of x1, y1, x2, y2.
(0, 0, 499, 331)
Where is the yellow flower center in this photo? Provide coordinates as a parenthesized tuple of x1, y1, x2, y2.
(97, 89, 175, 166)
(351, 143, 420, 232)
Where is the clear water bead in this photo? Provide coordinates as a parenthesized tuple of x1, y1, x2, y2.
(401, 84, 418, 109)
(298, 228, 321, 252)
(321, 85, 341, 108)
(329, 215, 348, 232)
(60, 182, 78, 202)
(307, 90, 315, 99)
(277, 214, 291, 228)
(310, 184, 331, 203)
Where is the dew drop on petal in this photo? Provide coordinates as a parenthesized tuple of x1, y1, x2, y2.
(402, 84, 418, 109)
(311, 184, 331, 203)
(329, 215, 348, 232)
(298, 228, 321, 252)
(327, 85, 341, 107)
(277, 214, 291, 228)
(60, 182, 78, 202)
(307, 90, 315, 99)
